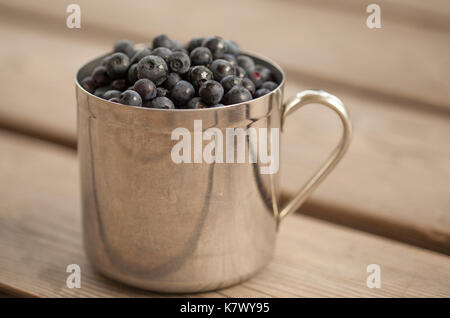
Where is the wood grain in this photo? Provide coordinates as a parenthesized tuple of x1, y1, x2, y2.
(0, 10, 449, 253)
(0, 131, 449, 297)
(1, 0, 449, 112)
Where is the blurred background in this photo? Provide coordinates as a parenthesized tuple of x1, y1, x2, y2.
(0, 0, 449, 297)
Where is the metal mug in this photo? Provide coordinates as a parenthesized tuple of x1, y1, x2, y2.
(75, 51, 352, 293)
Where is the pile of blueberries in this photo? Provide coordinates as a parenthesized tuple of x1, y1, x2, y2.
(80, 35, 279, 109)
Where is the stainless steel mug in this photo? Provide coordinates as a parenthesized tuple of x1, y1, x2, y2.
(76, 52, 352, 293)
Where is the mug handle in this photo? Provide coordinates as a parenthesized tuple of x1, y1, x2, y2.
(277, 89, 352, 224)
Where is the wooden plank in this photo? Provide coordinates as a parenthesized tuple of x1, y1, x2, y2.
(0, 15, 449, 253)
(0, 131, 449, 297)
(0, 0, 449, 112)
(299, 0, 450, 32)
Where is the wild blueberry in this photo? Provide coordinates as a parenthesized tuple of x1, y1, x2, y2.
(105, 52, 130, 79)
(199, 80, 224, 106)
(128, 63, 138, 83)
(223, 54, 237, 67)
(172, 47, 189, 55)
(103, 90, 122, 100)
(142, 100, 153, 108)
(220, 75, 242, 92)
(167, 51, 191, 74)
(235, 66, 246, 79)
(152, 97, 175, 109)
(254, 88, 271, 98)
(131, 48, 152, 64)
(137, 55, 168, 86)
(114, 39, 135, 57)
(262, 81, 278, 91)
(190, 47, 213, 66)
(209, 59, 234, 81)
(108, 97, 121, 103)
(133, 78, 157, 101)
(187, 37, 205, 53)
(111, 79, 129, 91)
(226, 40, 240, 55)
(80, 76, 96, 93)
(189, 65, 213, 90)
(186, 97, 207, 109)
(222, 86, 252, 105)
(152, 47, 172, 63)
(202, 36, 228, 58)
(248, 65, 271, 88)
(242, 78, 256, 95)
(170, 80, 195, 106)
(152, 34, 174, 49)
(236, 55, 255, 73)
(164, 73, 182, 90)
(94, 85, 112, 97)
(119, 90, 142, 106)
(157, 87, 168, 97)
(91, 65, 111, 86)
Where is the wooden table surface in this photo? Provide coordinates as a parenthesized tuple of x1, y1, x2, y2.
(0, 0, 449, 297)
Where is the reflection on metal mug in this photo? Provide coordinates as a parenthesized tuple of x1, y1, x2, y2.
(75, 51, 352, 293)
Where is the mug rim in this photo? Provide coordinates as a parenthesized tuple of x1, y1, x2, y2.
(75, 49, 286, 112)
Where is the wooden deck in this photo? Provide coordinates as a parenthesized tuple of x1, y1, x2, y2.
(0, 0, 449, 297)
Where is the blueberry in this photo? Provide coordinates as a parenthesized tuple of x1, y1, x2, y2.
(111, 78, 129, 91)
(212, 103, 224, 107)
(186, 97, 207, 109)
(167, 51, 191, 74)
(254, 88, 271, 98)
(91, 65, 111, 86)
(235, 66, 246, 79)
(128, 63, 138, 83)
(114, 39, 135, 57)
(105, 52, 130, 79)
(223, 54, 237, 67)
(248, 65, 271, 88)
(133, 78, 157, 101)
(151, 97, 175, 109)
(189, 65, 213, 90)
(262, 81, 278, 91)
(94, 85, 112, 97)
(152, 47, 172, 63)
(190, 47, 213, 66)
(172, 47, 189, 55)
(130, 48, 152, 64)
(152, 34, 174, 49)
(187, 37, 205, 53)
(157, 87, 168, 97)
(199, 80, 224, 106)
(202, 36, 228, 58)
(209, 59, 234, 81)
(119, 90, 142, 106)
(137, 55, 168, 86)
(236, 55, 255, 73)
(222, 86, 252, 105)
(142, 100, 153, 108)
(162, 72, 181, 90)
(220, 75, 242, 92)
(103, 90, 122, 100)
(80, 76, 96, 93)
(170, 80, 195, 106)
(226, 40, 240, 55)
(108, 97, 121, 103)
(242, 78, 256, 95)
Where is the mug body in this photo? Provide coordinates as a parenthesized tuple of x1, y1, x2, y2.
(76, 53, 285, 293)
